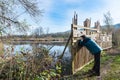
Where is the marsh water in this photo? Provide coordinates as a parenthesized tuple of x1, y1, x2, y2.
(3, 41, 71, 58)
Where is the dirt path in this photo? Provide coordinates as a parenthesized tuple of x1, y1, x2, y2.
(100, 55, 114, 79)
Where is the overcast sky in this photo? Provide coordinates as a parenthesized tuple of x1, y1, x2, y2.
(22, 0, 120, 33)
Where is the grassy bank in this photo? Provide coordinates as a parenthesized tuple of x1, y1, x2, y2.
(1, 46, 120, 80)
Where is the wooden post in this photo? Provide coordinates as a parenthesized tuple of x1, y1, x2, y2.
(84, 18, 91, 35)
(0, 40, 4, 56)
(71, 12, 78, 74)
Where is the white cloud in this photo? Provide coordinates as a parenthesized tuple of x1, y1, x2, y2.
(37, 0, 120, 33)
(104, 0, 120, 24)
(39, 0, 53, 12)
(65, 0, 120, 27)
(64, 0, 85, 4)
(65, 9, 101, 28)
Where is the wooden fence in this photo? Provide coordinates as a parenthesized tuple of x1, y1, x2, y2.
(71, 13, 112, 74)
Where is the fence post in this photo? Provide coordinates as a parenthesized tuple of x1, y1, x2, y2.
(84, 18, 91, 35)
(94, 21, 101, 46)
(71, 12, 78, 74)
(0, 40, 4, 56)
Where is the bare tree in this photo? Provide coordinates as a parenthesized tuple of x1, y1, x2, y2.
(103, 11, 120, 46)
(0, 0, 42, 35)
(103, 11, 114, 34)
(33, 27, 44, 37)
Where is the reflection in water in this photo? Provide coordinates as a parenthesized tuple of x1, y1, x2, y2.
(4, 42, 71, 58)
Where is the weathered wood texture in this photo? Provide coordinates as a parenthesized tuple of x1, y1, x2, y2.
(0, 40, 4, 56)
(71, 13, 112, 74)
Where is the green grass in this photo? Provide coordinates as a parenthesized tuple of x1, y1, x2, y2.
(63, 53, 120, 80)
(101, 55, 112, 64)
(103, 55, 120, 80)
